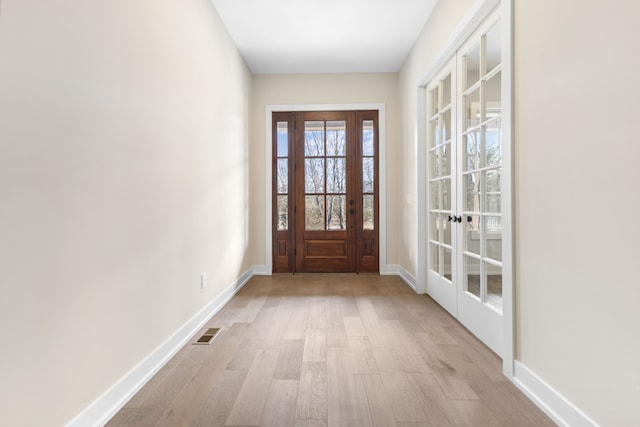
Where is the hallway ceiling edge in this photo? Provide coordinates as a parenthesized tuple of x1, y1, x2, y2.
(210, 0, 439, 74)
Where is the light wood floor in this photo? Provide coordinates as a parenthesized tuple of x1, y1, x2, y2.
(107, 274, 555, 427)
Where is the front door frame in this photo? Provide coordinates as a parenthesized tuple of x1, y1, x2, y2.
(265, 103, 387, 275)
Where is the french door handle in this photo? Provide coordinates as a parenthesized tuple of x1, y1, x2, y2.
(448, 215, 454, 222)
(456, 216, 462, 223)
(450, 215, 462, 223)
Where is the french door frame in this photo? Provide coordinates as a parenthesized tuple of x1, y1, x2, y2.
(417, 0, 514, 377)
(265, 103, 387, 274)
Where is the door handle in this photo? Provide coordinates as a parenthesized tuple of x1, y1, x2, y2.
(349, 200, 355, 205)
(349, 209, 355, 214)
(448, 215, 453, 222)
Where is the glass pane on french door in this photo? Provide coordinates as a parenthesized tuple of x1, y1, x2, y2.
(428, 68, 455, 287)
(460, 17, 503, 312)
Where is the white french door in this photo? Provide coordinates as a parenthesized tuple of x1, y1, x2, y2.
(426, 9, 506, 356)
(426, 59, 457, 317)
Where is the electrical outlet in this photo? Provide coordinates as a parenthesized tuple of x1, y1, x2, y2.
(201, 272, 207, 289)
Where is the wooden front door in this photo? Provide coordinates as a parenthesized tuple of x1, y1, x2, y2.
(272, 110, 379, 273)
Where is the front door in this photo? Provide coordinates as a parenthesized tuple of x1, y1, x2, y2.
(272, 110, 379, 273)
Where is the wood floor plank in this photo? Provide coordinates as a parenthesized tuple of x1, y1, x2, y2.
(379, 371, 430, 423)
(106, 275, 554, 427)
(190, 369, 247, 427)
(259, 379, 299, 427)
(325, 301, 349, 348)
(447, 400, 502, 426)
(274, 339, 305, 380)
(347, 336, 378, 375)
(371, 347, 430, 423)
(303, 328, 327, 363)
(307, 300, 327, 329)
(294, 420, 328, 427)
(327, 347, 365, 427)
(343, 316, 367, 337)
(123, 363, 199, 410)
(225, 349, 280, 425)
(105, 408, 152, 427)
(355, 297, 380, 326)
(233, 295, 267, 323)
(283, 305, 309, 340)
(226, 337, 261, 370)
(414, 332, 479, 401)
(295, 362, 328, 420)
(354, 374, 396, 427)
(410, 373, 457, 427)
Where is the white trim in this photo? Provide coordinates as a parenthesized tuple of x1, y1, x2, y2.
(66, 267, 257, 427)
(513, 362, 600, 427)
(418, 0, 501, 87)
(265, 103, 387, 273)
(415, 0, 514, 377)
(251, 264, 269, 275)
(501, 0, 515, 379)
(416, 86, 428, 295)
(383, 264, 417, 292)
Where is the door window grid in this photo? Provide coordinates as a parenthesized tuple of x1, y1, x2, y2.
(428, 72, 454, 282)
(460, 20, 503, 310)
(276, 122, 289, 231)
(304, 121, 348, 231)
(362, 120, 375, 230)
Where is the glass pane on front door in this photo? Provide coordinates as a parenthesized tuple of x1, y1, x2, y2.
(326, 121, 346, 155)
(305, 195, 325, 230)
(327, 195, 346, 230)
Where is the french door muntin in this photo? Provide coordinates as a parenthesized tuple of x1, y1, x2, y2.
(426, 10, 505, 356)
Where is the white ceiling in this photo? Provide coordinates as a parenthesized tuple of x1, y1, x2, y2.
(211, 0, 439, 74)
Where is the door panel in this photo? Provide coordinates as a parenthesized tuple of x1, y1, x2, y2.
(295, 112, 355, 272)
(457, 13, 504, 355)
(272, 110, 379, 273)
(426, 60, 457, 316)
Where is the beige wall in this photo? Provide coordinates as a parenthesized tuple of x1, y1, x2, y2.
(398, 0, 479, 277)
(0, 1, 252, 425)
(249, 73, 400, 268)
(399, 0, 640, 425)
(515, 1, 640, 425)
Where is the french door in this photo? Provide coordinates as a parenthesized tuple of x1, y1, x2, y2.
(426, 10, 506, 356)
(272, 111, 379, 273)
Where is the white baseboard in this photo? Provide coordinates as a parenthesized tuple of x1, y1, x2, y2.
(513, 361, 599, 427)
(66, 266, 257, 427)
(251, 264, 269, 275)
(383, 264, 417, 292)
